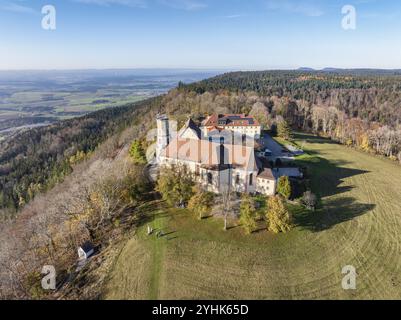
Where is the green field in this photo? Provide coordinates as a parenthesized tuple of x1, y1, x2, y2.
(103, 134, 401, 300)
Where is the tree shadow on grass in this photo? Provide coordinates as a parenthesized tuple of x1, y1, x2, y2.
(123, 200, 172, 231)
(227, 224, 240, 231)
(294, 132, 338, 145)
(252, 227, 267, 234)
(295, 151, 370, 198)
(294, 197, 375, 232)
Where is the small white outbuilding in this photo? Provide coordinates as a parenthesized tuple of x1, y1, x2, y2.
(78, 241, 95, 260)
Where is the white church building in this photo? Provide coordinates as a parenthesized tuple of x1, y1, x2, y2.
(156, 114, 277, 196)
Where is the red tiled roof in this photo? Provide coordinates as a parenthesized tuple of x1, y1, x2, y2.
(162, 137, 260, 171)
(202, 114, 260, 127)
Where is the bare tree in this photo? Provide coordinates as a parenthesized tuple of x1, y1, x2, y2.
(301, 191, 317, 211)
(221, 184, 234, 231)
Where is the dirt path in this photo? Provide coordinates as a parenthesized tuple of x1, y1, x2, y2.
(147, 208, 169, 299)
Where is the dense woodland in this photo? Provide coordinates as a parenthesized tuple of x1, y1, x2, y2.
(0, 97, 162, 216)
(1, 70, 401, 299)
(177, 71, 401, 162)
(181, 70, 401, 125)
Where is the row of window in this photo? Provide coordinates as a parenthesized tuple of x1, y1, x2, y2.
(202, 171, 254, 187)
(207, 135, 250, 145)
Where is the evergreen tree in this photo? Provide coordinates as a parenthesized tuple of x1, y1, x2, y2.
(277, 176, 291, 199)
(266, 196, 292, 234)
(239, 194, 257, 234)
(129, 140, 147, 165)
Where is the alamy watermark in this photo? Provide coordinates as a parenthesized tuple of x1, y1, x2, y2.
(42, 5, 56, 31)
(342, 265, 357, 290)
(39, 4, 357, 32)
(41, 265, 56, 290)
(342, 5, 357, 30)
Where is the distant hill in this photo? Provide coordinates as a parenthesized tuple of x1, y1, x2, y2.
(297, 67, 316, 71)
(296, 67, 401, 75)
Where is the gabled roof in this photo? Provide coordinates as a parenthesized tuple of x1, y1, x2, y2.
(80, 241, 94, 253)
(178, 118, 201, 139)
(207, 126, 224, 133)
(257, 168, 275, 180)
(162, 137, 260, 172)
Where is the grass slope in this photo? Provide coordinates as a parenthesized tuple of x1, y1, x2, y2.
(103, 134, 401, 300)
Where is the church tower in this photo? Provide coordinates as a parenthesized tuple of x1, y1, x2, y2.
(156, 114, 172, 162)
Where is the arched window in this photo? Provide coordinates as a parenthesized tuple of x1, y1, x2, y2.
(249, 173, 253, 186)
(207, 172, 213, 185)
(242, 134, 246, 145)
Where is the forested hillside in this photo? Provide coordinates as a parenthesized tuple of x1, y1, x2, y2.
(181, 70, 401, 126)
(178, 70, 401, 163)
(0, 97, 162, 216)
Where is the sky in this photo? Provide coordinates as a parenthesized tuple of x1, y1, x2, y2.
(0, 0, 400, 70)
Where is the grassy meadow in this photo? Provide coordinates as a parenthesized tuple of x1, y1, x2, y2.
(103, 134, 401, 300)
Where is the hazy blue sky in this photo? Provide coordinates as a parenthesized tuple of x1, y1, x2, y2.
(0, 0, 400, 70)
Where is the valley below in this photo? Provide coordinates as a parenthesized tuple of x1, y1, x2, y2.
(0, 69, 219, 139)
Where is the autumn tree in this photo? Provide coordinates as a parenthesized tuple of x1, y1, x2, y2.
(156, 165, 195, 207)
(266, 196, 292, 234)
(250, 102, 269, 129)
(360, 134, 371, 152)
(277, 176, 291, 199)
(239, 194, 257, 234)
(277, 120, 293, 140)
(188, 187, 214, 220)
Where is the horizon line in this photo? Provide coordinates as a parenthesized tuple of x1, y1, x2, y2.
(1, 66, 401, 72)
